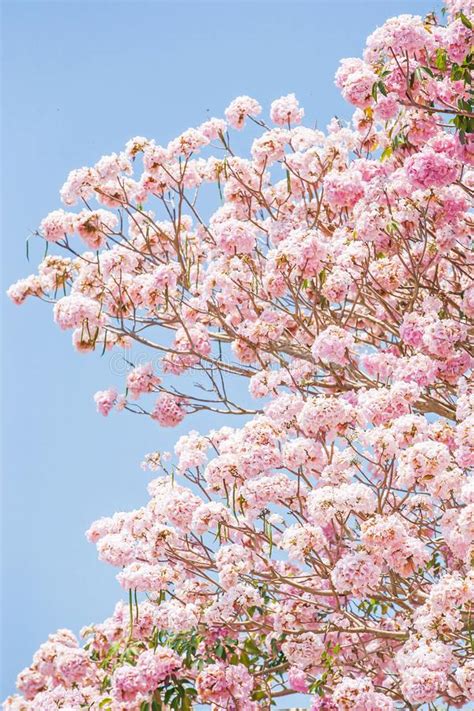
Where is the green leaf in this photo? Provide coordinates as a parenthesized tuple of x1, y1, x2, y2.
(435, 48, 447, 70)
(458, 98, 472, 111)
(420, 65, 434, 78)
(164, 688, 175, 704)
(244, 638, 261, 655)
(270, 638, 280, 656)
(240, 651, 250, 666)
(460, 12, 473, 29)
(380, 146, 393, 162)
(309, 676, 327, 695)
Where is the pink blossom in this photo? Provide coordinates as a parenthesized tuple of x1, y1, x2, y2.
(199, 117, 227, 140)
(312, 325, 355, 365)
(331, 551, 381, 597)
(335, 57, 378, 108)
(168, 128, 209, 158)
(111, 665, 145, 703)
(282, 633, 324, 672)
(54, 647, 91, 686)
(332, 676, 395, 710)
(307, 483, 377, 526)
(93, 388, 118, 417)
(224, 95, 262, 130)
(7, 276, 43, 305)
(174, 430, 208, 471)
(288, 666, 309, 692)
(251, 128, 290, 166)
(213, 218, 257, 255)
(405, 148, 459, 190)
(135, 646, 182, 686)
(456, 660, 474, 700)
(298, 394, 355, 439)
(53, 294, 104, 331)
(126, 363, 161, 399)
(40, 209, 77, 242)
(151, 393, 186, 427)
(76, 209, 118, 249)
(196, 663, 253, 703)
(310, 697, 338, 711)
(116, 562, 174, 592)
(60, 166, 98, 205)
(324, 169, 365, 208)
(270, 93, 304, 126)
(280, 524, 327, 562)
(16, 669, 45, 700)
(364, 14, 431, 60)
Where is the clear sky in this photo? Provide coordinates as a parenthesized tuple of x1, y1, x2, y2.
(1, 0, 443, 701)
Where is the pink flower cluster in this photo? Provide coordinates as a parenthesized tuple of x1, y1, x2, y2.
(270, 93, 305, 125)
(312, 325, 355, 365)
(112, 647, 182, 704)
(151, 393, 187, 427)
(126, 362, 161, 398)
(224, 95, 262, 130)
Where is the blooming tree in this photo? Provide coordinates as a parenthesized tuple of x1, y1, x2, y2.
(4, 0, 474, 709)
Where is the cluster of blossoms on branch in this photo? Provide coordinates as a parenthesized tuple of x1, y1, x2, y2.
(4, 0, 474, 708)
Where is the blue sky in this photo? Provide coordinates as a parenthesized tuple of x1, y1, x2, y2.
(1, 0, 442, 701)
